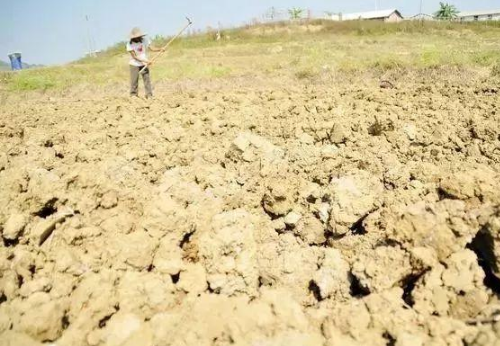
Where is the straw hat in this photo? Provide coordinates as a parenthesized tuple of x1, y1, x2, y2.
(129, 27, 146, 39)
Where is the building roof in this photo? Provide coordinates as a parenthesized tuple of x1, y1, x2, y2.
(458, 9, 500, 17)
(340, 9, 402, 21)
(407, 13, 435, 21)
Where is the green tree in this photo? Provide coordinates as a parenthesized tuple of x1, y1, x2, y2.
(288, 7, 304, 20)
(434, 2, 459, 20)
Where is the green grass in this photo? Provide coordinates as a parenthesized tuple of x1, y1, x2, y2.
(3, 20, 500, 92)
(9, 73, 56, 91)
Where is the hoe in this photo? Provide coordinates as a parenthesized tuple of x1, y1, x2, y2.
(140, 17, 193, 74)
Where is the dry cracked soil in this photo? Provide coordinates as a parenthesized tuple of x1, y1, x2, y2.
(1, 71, 500, 346)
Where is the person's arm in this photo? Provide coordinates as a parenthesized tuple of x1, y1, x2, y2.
(130, 51, 150, 65)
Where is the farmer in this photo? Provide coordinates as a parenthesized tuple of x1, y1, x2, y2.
(127, 27, 162, 98)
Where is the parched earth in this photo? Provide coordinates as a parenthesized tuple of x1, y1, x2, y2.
(1, 70, 500, 346)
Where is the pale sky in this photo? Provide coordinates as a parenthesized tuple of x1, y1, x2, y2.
(1, 0, 498, 65)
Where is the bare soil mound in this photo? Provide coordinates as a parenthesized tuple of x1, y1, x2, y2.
(1, 73, 500, 346)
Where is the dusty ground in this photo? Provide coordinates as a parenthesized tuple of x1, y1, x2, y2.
(1, 70, 500, 346)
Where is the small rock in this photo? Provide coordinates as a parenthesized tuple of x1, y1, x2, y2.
(403, 124, 417, 141)
(177, 263, 208, 295)
(17, 294, 68, 342)
(55, 247, 86, 275)
(380, 80, 395, 89)
(210, 121, 224, 135)
(228, 133, 284, 164)
(410, 247, 439, 270)
(100, 214, 134, 234)
(284, 212, 302, 227)
(198, 209, 259, 296)
(317, 203, 330, 224)
(295, 214, 326, 245)
(330, 124, 347, 144)
(242, 150, 257, 162)
(442, 250, 482, 293)
(3, 214, 27, 240)
(88, 312, 153, 346)
(328, 173, 383, 236)
(351, 246, 412, 293)
(321, 145, 338, 158)
(313, 249, 351, 300)
(271, 218, 286, 232)
(100, 191, 118, 209)
(298, 133, 315, 144)
(32, 209, 74, 246)
(395, 332, 425, 346)
(233, 135, 251, 152)
(153, 235, 184, 275)
(301, 183, 321, 202)
(19, 277, 52, 297)
(262, 185, 293, 217)
(116, 231, 156, 270)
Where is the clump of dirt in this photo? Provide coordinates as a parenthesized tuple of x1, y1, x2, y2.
(1, 72, 500, 346)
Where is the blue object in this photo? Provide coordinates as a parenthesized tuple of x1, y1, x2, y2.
(8, 53, 22, 71)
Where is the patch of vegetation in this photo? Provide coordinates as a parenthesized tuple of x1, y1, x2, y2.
(8, 72, 56, 91)
(472, 51, 500, 66)
(295, 68, 317, 80)
(0, 71, 13, 84)
(420, 50, 443, 67)
(368, 118, 395, 136)
(370, 57, 404, 71)
(207, 65, 232, 78)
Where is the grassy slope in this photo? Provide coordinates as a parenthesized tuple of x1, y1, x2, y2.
(2, 20, 500, 91)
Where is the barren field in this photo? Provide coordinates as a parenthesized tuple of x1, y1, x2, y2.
(2, 22, 500, 346)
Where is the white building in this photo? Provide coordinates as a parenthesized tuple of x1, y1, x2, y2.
(407, 13, 435, 21)
(327, 9, 404, 22)
(458, 9, 500, 22)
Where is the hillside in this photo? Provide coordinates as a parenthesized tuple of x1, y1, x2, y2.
(1, 19, 500, 346)
(1, 19, 500, 91)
